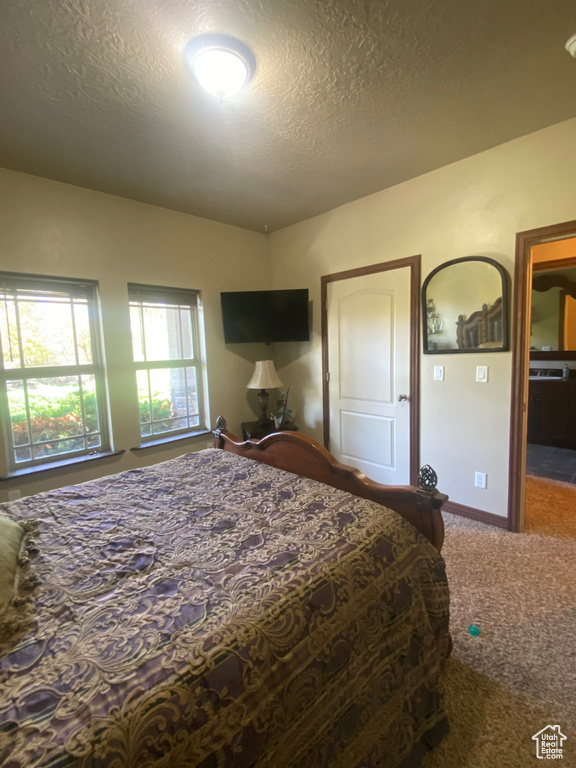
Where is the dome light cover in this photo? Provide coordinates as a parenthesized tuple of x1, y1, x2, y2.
(185, 34, 256, 98)
(566, 33, 576, 58)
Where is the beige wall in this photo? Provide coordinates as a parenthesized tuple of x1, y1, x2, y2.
(268, 118, 576, 518)
(4, 117, 576, 515)
(0, 168, 269, 501)
(531, 287, 561, 351)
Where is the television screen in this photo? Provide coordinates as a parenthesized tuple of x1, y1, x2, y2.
(221, 289, 310, 343)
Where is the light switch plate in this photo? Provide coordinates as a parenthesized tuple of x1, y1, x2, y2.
(434, 366, 444, 381)
(476, 365, 488, 383)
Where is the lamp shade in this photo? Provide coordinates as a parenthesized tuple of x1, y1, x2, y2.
(247, 360, 283, 390)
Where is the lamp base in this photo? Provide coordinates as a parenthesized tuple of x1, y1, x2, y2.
(257, 389, 270, 427)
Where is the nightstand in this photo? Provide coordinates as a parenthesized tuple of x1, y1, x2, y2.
(241, 420, 298, 441)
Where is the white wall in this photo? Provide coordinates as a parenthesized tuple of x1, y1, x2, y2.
(268, 118, 576, 518)
(0, 168, 269, 501)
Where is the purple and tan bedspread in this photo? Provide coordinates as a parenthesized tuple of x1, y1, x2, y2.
(0, 449, 450, 768)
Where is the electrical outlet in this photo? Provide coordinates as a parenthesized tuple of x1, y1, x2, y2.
(434, 366, 444, 381)
(7, 489, 21, 501)
(475, 472, 487, 489)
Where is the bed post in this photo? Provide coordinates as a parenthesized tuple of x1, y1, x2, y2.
(213, 415, 228, 448)
(415, 465, 446, 551)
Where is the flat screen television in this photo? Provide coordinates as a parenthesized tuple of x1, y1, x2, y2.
(221, 289, 310, 344)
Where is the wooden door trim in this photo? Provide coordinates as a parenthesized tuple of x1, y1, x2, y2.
(532, 256, 576, 272)
(321, 256, 421, 486)
(509, 219, 576, 532)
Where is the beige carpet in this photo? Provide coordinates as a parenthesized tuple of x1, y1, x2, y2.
(525, 475, 576, 539)
(422, 512, 576, 768)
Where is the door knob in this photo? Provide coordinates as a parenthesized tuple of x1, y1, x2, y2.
(398, 394, 408, 402)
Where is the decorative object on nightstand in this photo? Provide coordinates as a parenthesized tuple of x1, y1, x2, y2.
(247, 360, 283, 426)
(274, 386, 292, 429)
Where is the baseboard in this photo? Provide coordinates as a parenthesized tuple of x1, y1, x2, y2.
(442, 500, 510, 530)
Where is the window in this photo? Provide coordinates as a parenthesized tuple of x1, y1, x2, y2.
(0, 274, 109, 471)
(128, 285, 206, 442)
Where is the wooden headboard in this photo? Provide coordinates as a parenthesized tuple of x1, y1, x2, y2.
(213, 418, 447, 552)
(456, 296, 503, 349)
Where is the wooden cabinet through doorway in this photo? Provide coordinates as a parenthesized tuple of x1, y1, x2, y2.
(527, 380, 575, 448)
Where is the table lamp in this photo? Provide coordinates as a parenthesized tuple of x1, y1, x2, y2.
(247, 360, 283, 426)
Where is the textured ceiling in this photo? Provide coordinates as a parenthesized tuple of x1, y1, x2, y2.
(1, 0, 576, 232)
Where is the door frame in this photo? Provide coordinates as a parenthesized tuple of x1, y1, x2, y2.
(321, 256, 421, 486)
(509, 218, 576, 532)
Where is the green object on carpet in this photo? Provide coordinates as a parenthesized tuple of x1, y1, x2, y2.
(422, 512, 576, 768)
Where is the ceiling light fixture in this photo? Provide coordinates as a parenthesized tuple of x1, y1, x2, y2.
(565, 34, 576, 58)
(185, 34, 256, 99)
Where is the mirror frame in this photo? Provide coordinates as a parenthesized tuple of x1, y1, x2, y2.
(422, 256, 510, 355)
(530, 261, 576, 359)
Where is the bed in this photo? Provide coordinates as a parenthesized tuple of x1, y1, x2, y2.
(0, 419, 451, 768)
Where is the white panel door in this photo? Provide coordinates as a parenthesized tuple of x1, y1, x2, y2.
(327, 268, 411, 485)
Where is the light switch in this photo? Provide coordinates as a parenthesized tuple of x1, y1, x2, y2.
(476, 365, 488, 383)
(434, 366, 444, 381)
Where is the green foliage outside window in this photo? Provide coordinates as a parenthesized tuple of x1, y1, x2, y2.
(10, 387, 176, 444)
(9, 387, 99, 446)
(138, 397, 173, 425)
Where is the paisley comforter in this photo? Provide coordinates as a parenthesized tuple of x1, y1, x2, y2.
(0, 449, 450, 768)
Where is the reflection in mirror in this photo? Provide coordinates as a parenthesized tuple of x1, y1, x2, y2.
(531, 267, 576, 352)
(422, 257, 509, 354)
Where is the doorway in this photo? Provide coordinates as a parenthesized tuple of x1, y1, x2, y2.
(509, 219, 576, 533)
(321, 256, 421, 486)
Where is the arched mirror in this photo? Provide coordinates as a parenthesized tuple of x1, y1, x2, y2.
(531, 268, 576, 356)
(422, 257, 509, 353)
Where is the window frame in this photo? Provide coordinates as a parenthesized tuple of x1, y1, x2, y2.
(128, 283, 207, 444)
(0, 273, 110, 472)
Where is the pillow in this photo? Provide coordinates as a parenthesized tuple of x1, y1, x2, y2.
(0, 514, 26, 618)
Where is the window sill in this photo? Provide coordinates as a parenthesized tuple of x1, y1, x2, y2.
(131, 429, 212, 451)
(0, 450, 126, 481)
